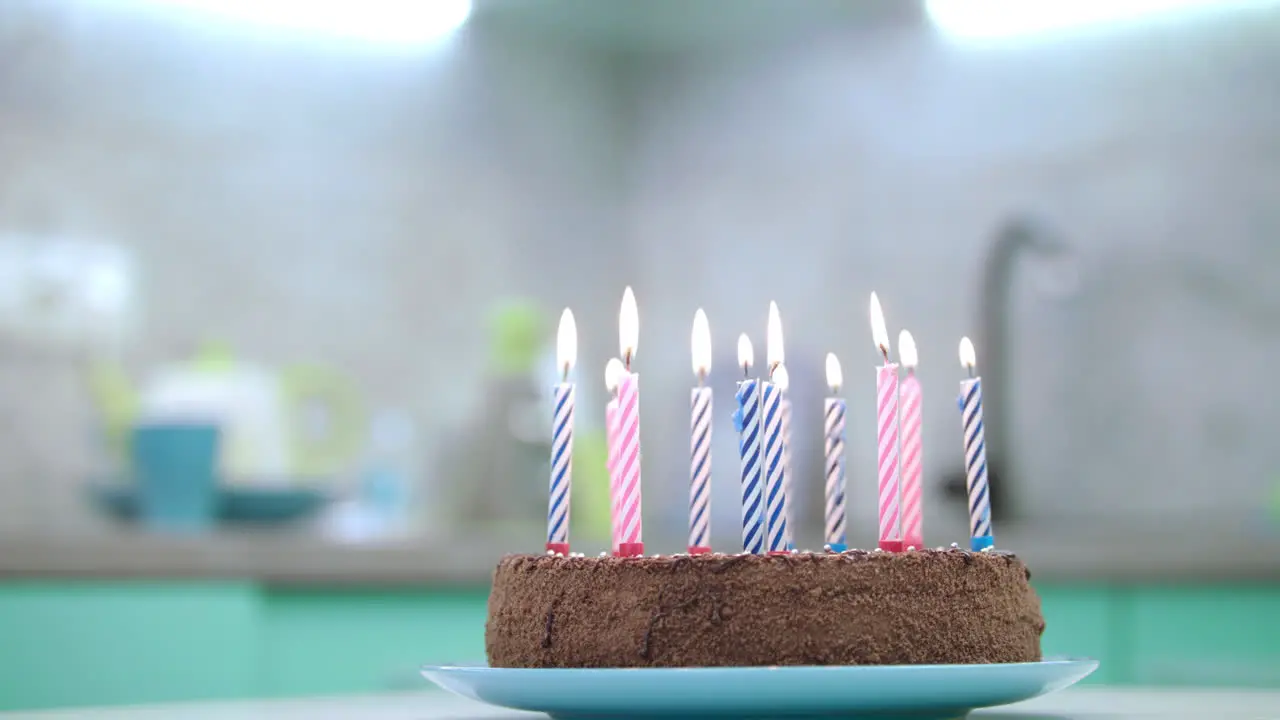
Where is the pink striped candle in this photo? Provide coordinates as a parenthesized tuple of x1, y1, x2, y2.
(604, 358, 626, 554)
(616, 370, 642, 556)
(870, 292, 902, 552)
(615, 287, 643, 557)
(898, 330, 924, 551)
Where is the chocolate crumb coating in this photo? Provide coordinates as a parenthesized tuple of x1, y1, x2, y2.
(486, 550, 1044, 668)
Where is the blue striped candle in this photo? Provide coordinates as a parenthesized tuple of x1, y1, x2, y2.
(547, 308, 577, 555)
(762, 370, 788, 554)
(958, 337, 993, 552)
(733, 334, 765, 554)
(548, 384, 574, 552)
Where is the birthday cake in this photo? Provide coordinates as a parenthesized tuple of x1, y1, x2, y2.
(489, 289, 1034, 668)
(485, 548, 1044, 668)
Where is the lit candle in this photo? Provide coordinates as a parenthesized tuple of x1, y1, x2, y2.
(958, 337, 994, 552)
(615, 287, 644, 557)
(762, 306, 789, 555)
(823, 352, 847, 552)
(870, 292, 902, 552)
(688, 309, 713, 554)
(773, 363, 796, 551)
(546, 309, 576, 555)
(898, 330, 924, 551)
(604, 357, 625, 554)
(769, 302, 796, 551)
(732, 334, 765, 554)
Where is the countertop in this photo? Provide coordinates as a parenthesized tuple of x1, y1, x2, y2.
(1, 522, 1277, 585)
(3, 687, 1280, 719)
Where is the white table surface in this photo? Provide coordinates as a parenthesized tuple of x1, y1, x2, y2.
(3, 687, 1278, 719)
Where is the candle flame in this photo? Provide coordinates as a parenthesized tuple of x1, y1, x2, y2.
(898, 329, 919, 369)
(959, 336, 977, 370)
(619, 286, 638, 366)
(766, 300, 784, 370)
(825, 352, 843, 394)
(691, 308, 711, 379)
(773, 363, 790, 391)
(605, 357, 626, 393)
(556, 308, 577, 379)
(869, 292, 890, 358)
(737, 334, 754, 374)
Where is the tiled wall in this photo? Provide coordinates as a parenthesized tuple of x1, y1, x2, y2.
(619, 14, 1280, 545)
(0, 1, 630, 533)
(2, 2, 1278, 546)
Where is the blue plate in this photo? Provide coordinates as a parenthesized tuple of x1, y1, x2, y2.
(90, 484, 329, 523)
(422, 659, 1098, 719)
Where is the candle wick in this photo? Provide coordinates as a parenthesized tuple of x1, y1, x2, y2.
(624, 349, 632, 371)
(879, 345, 890, 363)
(769, 360, 780, 378)
(742, 362, 749, 379)
(967, 365, 975, 379)
(697, 369, 707, 387)
(562, 362, 571, 383)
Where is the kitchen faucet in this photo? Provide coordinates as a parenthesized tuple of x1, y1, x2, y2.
(940, 215, 1073, 519)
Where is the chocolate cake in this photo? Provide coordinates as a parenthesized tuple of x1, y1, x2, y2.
(486, 549, 1044, 668)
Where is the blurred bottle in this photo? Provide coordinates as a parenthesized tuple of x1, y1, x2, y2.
(358, 409, 420, 537)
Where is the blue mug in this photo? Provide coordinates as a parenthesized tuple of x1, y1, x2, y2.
(130, 422, 221, 532)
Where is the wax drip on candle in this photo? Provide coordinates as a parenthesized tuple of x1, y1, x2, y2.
(773, 363, 790, 392)
(605, 357, 625, 397)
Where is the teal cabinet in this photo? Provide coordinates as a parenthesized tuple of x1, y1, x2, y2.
(1034, 583, 1120, 684)
(260, 587, 489, 697)
(0, 582, 259, 710)
(3, 579, 1279, 710)
(1124, 586, 1280, 688)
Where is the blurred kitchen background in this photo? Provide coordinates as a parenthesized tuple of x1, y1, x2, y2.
(1, 0, 1279, 711)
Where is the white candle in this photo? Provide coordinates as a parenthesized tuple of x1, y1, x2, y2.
(547, 308, 576, 554)
(823, 353, 847, 551)
(689, 308, 713, 553)
(767, 301, 795, 550)
(762, 303, 789, 554)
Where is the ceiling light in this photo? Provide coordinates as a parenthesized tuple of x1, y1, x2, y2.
(131, 0, 472, 45)
(925, 0, 1277, 41)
